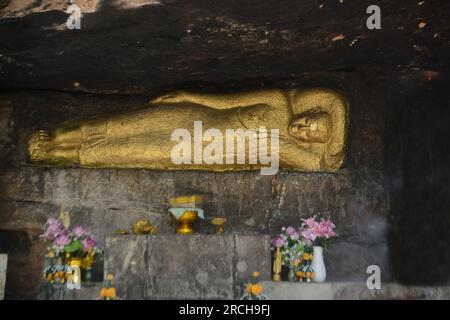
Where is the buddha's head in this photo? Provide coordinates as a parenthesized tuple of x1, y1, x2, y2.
(289, 112, 332, 143)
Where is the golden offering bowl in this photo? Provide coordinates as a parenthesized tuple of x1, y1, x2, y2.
(170, 195, 203, 208)
(133, 220, 155, 235)
(211, 218, 227, 235)
(176, 210, 198, 235)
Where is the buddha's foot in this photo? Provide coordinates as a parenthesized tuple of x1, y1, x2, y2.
(28, 130, 52, 162)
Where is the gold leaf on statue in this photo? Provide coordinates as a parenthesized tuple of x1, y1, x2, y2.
(28, 88, 348, 172)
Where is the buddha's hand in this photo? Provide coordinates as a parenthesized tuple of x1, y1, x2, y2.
(149, 91, 189, 104)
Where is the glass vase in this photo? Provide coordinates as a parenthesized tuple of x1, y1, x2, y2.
(288, 266, 296, 282)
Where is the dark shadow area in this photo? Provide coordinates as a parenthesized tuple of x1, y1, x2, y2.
(386, 74, 450, 285)
(0, 229, 32, 254)
(0, 229, 44, 299)
(0, 0, 448, 94)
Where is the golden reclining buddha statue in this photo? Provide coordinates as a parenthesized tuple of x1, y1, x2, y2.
(28, 88, 348, 172)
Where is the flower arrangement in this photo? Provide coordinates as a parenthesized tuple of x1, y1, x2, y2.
(99, 273, 117, 300)
(241, 271, 267, 300)
(271, 216, 338, 282)
(300, 216, 337, 250)
(44, 263, 70, 285)
(295, 247, 315, 282)
(271, 226, 306, 267)
(41, 217, 101, 260)
(41, 217, 101, 285)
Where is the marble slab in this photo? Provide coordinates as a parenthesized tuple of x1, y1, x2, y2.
(38, 282, 102, 300)
(104, 234, 271, 299)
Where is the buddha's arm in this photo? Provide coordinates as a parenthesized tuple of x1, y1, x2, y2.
(279, 138, 323, 171)
(149, 89, 288, 110)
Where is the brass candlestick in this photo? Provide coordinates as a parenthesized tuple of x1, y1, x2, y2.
(211, 218, 227, 235)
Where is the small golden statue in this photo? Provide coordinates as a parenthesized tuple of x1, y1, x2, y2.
(211, 217, 227, 235)
(272, 247, 282, 282)
(132, 220, 158, 235)
(28, 88, 348, 172)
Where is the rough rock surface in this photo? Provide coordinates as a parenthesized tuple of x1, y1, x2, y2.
(0, 254, 7, 299)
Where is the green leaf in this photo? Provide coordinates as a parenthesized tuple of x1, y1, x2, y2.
(64, 240, 83, 253)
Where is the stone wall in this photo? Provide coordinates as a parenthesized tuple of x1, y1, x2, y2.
(0, 254, 7, 299)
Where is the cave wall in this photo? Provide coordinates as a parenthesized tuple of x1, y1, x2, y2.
(0, 0, 449, 298)
(0, 72, 390, 298)
(385, 74, 450, 285)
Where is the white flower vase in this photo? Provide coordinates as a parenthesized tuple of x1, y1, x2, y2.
(312, 246, 326, 282)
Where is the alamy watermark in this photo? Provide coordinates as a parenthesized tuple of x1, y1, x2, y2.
(66, 0, 82, 30)
(170, 121, 279, 175)
(63, 3, 380, 32)
(366, 265, 381, 290)
(366, 5, 381, 30)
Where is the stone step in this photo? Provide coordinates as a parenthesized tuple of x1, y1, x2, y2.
(38, 282, 102, 300)
(38, 280, 450, 300)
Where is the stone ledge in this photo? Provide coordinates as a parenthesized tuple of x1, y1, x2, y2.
(39, 280, 450, 300)
(261, 281, 450, 300)
(105, 234, 271, 300)
(38, 282, 102, 300)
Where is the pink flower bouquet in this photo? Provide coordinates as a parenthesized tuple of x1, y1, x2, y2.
(300, 216, 337, 250)
(41, 217, 100, 259)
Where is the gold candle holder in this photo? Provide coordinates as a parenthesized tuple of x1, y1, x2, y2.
(176, 210, 198, 235)
(211, 218, 227, 235)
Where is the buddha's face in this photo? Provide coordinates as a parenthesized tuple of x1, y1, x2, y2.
(289, 112, 331, 143)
